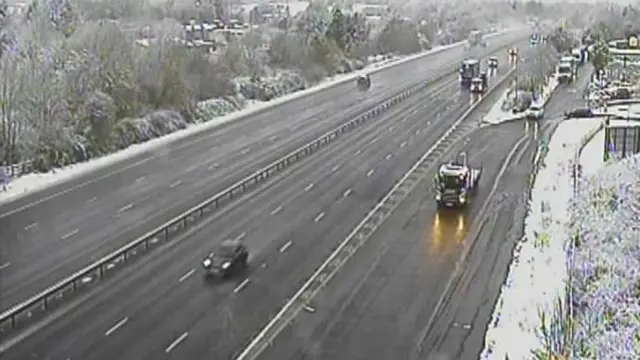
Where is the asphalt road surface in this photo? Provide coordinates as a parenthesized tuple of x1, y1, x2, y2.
(0, 41, 539, 359)
(0, 30, 528, 312)
(254, 64, 591, 360)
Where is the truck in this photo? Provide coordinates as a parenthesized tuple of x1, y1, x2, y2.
(556, 56, 576, 84)
(434, 152, 482, 209)
(571, 47, 586, 66)
(467, 30, 486, 48)
(459, 59, 480, 88)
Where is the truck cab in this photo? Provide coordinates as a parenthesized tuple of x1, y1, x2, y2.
(434, 153, 481, 209)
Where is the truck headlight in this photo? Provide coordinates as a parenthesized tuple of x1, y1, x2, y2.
(459, 195, 466, 204)
(436, 194, 441, 201)
(222, 262, 231, 269)
(202, 258, 212, 268)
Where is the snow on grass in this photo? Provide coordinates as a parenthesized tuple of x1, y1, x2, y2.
(569, 151, 640, 359)
(482, 76, 559, 125)
(0, 29, 518, 205)
(480, 118, 603, 360)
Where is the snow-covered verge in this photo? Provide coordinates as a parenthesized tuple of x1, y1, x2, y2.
(482, 75, 560, 125)
(480, 119, 603, 360)
(568, 148, 640, 359)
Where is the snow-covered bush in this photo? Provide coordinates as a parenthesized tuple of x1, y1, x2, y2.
(0, 0, 516, 175)
(568, 154, 640, 359)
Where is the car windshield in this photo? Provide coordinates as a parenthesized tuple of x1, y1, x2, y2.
(216, 244, 236, 257)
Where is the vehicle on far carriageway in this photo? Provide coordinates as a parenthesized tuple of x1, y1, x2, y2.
(356, 74, 371, 91)
(202, 239, 249, 279)
(434, 152, 482, 209)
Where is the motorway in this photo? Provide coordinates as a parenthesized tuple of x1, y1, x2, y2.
(0, 41, 537, 359)
(0, 30, 528, 312)
(254, 64, 592, 360)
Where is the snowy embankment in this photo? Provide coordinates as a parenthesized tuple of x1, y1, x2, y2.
(482, 76, 559, 125)
(480, 118, 603, 359)
(0, 52, 406, 203)
(569, 138, 640, 359)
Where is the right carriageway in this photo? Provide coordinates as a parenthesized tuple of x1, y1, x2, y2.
(253, 70, 590, 360)
(0, 41, 536, 360)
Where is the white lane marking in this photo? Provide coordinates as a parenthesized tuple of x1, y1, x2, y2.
(314, 212, 325, 223)
(105, 317, 128, 336)
(343, 189, 352, 197)
(0, 262, 10, 270)
(241, 148, 251, 154)
(270, 206, 283, 216)
(165, 332, 188, 353)
(415, 129, 421, 134)
(269, 135, 278, 141)
(86, 197, 97, 204)
(234, 232, 247, 241)
(234, 278, 250, 293)
(24, 222, 38, 230)
(61, 229, 79, 240)
(303, 305, 315, 313)
(400, 141, 407, 148)
(366, 169, 375, 177)
(385, 154, 392, 160)
(169, 180, 182, 188)
(208, 163, 219, 170)
(135, 176, 146, 182)
(427, 121, 432, 125)
(178, 269, 195, 283)
(388, 126, 394, 131)
(370, 138, 378, 145)
(117, 203, 134, 213)
(354, 149, 361, 156)
(279, 241, 293, 253)
(332, 165, 340, 172)
(304, 183, 314, 192)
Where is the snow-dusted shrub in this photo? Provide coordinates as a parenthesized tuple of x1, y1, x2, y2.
(569, 155, 640, 359)
(194, 98, 237, 123)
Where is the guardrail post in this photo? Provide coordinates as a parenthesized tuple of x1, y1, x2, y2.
(164, 227, 169, 239)
(11, 315, 15, 328)
(242, 182, 246, 191)
(99, 264, 104, 278)
(43, 297, 48, 310)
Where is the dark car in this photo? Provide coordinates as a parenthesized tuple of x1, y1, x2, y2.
(564, 108, 594, 119)
(202, 240, 248, 278)
(488, 57, 499, 68)
(356, 74, 371, 91)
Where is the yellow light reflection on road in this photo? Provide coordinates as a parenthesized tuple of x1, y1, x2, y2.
(427, 211, 469, 256)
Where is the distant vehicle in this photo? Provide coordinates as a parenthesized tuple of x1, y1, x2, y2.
(556, 63, 574, 84)
(526, 103, 544, 120)
(487, 57, 499, 69)
(434, 152, 482, 209)
(459, 59, 480, 87)
(202, 240, 249, 278)
(571, 48, 586, 66)
(564, 108, 594, 118)
(470, 72, 488, 93)
(508, 47, 519, 58)
(530, 33, 539, 46)
(512, 96, 532, 113)
(467, 30, 486, 47)
(356, 74, 371, 91)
